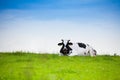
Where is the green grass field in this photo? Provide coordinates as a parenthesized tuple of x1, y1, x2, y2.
(0, 52, 120, 80)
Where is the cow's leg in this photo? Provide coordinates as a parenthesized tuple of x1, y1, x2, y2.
(69, 53, 77, 56)
(68, 50, 78, 56)
(90, 49, 96, 57)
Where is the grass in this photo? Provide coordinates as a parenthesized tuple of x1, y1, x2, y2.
(0, 52, 120, 80)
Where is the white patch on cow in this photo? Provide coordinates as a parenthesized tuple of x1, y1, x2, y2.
(62, 40, 68, 49)
(63, 40, 68, 45)
(68, 43, 96, 56)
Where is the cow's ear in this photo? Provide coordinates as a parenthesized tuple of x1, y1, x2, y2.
(68, 42, 73, 45)
(58, 43, 63, 46)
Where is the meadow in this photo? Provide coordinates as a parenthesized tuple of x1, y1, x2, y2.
(0, 52, 120, 80)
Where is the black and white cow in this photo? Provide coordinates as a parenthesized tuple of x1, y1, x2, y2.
(58, 39, 97, 56)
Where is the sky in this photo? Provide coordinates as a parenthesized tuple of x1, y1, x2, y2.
(0, 0, 120, 55)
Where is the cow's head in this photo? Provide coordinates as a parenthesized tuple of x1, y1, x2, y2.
(58, 39, 73, 55)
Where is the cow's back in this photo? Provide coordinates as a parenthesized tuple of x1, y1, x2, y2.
(70, 43, 87, 56)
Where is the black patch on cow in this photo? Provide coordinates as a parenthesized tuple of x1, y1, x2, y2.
(60, 42, 72, 56)
(77, 43, 86, 49)
(58, 40, 73, 56)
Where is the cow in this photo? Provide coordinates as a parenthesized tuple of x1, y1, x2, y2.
(58, 39, 97, 56)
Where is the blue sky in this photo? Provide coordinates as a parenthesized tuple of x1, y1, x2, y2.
(0, 0, 120, 54)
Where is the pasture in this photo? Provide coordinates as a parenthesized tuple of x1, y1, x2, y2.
(0, 52, 120, 80)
